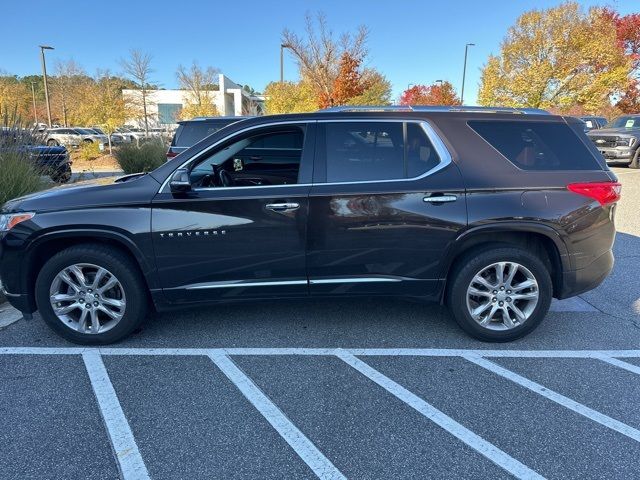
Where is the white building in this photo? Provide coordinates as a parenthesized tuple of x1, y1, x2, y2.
(123, 74, 264, 127)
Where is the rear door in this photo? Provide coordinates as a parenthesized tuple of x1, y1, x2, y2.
(307, 119, 467, 298)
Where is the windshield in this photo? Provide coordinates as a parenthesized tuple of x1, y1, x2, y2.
(605, 116, 640, 129)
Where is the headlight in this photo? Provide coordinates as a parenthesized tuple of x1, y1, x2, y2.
(0, 212, 35, 232)
(616, 137, 634, 147)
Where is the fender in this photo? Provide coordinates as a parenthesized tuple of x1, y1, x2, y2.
(23, 228, 161, 291)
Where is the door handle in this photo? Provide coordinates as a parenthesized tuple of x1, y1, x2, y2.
(265, 202, 300, 212)
(423, 195, 457, 203)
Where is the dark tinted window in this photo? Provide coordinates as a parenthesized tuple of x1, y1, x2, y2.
(325, 122, 404, 182)
(174, 121, 236, 147)
(468, 120, 601, 171)
(406, 123, 440, 177)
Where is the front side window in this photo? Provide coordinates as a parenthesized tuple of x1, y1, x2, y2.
(323, 121, 441, 183)
(189, 127, 304, 188)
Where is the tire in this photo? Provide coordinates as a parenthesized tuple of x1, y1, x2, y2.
(82, 138, 93, 144)
(51, 165, 72, 183)
(447, 245, 552, 342)
(46, 139, 58, 146)
(629, 149, 640, 169)
(35, 244, 148, 344)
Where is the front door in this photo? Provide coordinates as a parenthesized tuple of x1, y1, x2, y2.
(152, 122, 315, 304)
(307, 120, 466, 299)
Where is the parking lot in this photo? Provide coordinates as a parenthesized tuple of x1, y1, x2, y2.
(1, 166, 639, 480)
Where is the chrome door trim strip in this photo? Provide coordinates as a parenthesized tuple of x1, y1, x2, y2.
(309, 277, 404, 284)
(183, 280, 308, 290)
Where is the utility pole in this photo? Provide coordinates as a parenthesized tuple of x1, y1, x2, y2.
(31, 82, 38, 124)
(280, 43, 290, 83)
(39, 45, 54, 127)
(461, 43, 475, 105)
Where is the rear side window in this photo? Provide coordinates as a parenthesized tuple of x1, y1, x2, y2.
(322, 121, 442, 183)
(468, 120, 601, 171)
(174, 122, 233, 147)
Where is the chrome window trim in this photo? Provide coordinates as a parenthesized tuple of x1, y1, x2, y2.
(157, 118, 453, 193)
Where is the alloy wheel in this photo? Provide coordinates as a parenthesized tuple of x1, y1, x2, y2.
(49, 263, 126, 334)
(465, 261, 539, 331)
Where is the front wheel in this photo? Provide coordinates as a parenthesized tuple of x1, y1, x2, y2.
(46, 139, 58, 146)
(629, 149, 640, 169)
(448, 246, 552, 342)
(35, 244, 148, 344)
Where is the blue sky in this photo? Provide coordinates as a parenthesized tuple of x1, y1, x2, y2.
(2, 0, 638, 104)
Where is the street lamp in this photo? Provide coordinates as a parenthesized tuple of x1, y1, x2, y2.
(31, 81, 38, 125)
(461, 43, 475, 105)
(435, 79, 443, 86)
(39, 45, 54, 127)
(280, 43, 291, 83)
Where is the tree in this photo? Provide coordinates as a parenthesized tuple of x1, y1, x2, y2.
(282, 13, 369, 107)
(79, 71, 127, 153)
(176, 62, 220, 119)
(478, 2, 630, 113)
(0, 74, 31, 120)
(264, 80, 318, 114)
(399, 81, 461, 106)
(346, 70, 392, 106)
(121, 50, 154, 136)
(604, 10, 640, 113)
(52, 60, 87, 127)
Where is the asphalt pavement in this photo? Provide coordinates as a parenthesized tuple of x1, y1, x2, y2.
(1, 167, 639, 480)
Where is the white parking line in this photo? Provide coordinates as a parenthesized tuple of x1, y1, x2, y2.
(82, 351, 150, 480)
(208, 353, 346, 480)
(595, 356, 640, 376)
(464, 354, 640, 443)
(3, 347, 640, 357)
(337, 352, 544, 480)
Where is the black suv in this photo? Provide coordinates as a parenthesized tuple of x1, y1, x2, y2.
(0, 106, 619, 344)
(166, 116, 247, 160)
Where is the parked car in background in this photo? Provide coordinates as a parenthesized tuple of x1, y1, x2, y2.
(0, 106, 620, 344)
(587, 114, 640, 168)
(0, 128, 72, 183)
(45, 127, 108, 149)
(166, 116, 247, 160)
(580, 116, 607, 132)
(90, 127, 129, 145)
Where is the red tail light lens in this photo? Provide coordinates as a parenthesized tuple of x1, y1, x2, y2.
(166, 150, 177, 160)
(567, 182, 621, 206)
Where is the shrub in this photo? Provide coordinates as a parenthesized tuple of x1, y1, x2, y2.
(77, 141, 101, 161)
(0, 120, 46, 206)
(113, 139, 166, 174)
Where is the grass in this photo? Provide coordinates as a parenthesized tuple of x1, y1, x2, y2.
(113, 139, 166, 174)
(0, 120, 46, 206)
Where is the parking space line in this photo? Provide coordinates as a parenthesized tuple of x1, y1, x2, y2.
(337, 352, 544, 480)
(595, 356, 640, 376)
(4, 347, 640, 357)
(208, 352, 346, 480)
(464, 354, 640, 443)
(82, 351, 150, 480)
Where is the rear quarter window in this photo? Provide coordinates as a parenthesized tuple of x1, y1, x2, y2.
(468, 120, 602, 171)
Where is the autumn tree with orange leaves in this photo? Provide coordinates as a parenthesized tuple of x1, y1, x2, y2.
(399, 81, 461, 106)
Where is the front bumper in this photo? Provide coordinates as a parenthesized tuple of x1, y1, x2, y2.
(558, 249, 613, 299)
(596, 147, 635, 163)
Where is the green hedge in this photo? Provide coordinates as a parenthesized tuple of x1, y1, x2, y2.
(113, 140, 166, 174)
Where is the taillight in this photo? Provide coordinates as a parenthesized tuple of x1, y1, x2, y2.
(166, 150, 177, 161)
(567, 182, 621, 206)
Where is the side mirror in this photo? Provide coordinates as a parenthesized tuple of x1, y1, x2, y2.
(169, 168, 192, 193)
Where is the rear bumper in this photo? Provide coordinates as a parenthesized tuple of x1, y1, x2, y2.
(557, 249, 613, 299)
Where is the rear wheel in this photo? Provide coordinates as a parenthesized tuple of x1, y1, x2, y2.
(35, 244, 148, 344)
(448, 246, 552, 342)
(46, 139, 58, 146)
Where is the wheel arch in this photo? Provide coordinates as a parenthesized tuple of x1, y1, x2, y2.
(441, 223, 569, 302)
(24, 229, 159, 311)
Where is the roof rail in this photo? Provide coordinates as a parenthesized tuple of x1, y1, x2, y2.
(319, 105, 550, 115)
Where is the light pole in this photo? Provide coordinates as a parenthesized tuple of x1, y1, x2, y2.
(461, 43, 475, 105)
(435, 79, 443, 86)
(39, 45, 54, 127)
(31, 81, 38, 124)
(280, 43, 291, 83)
